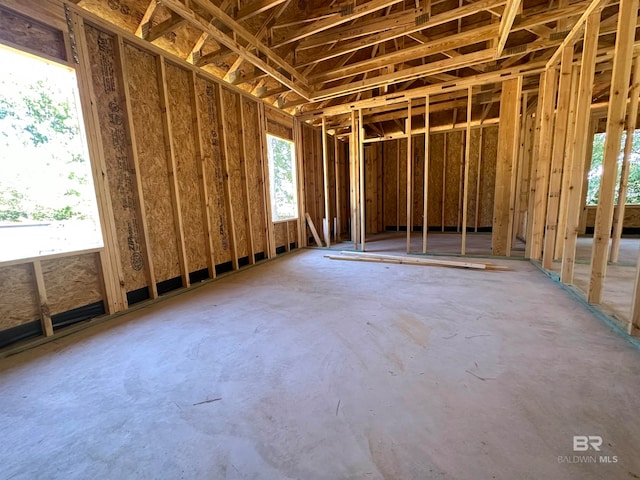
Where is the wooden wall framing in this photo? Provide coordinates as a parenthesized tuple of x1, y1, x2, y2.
(0, 0, 294, 349)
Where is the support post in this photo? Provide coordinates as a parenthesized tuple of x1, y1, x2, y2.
(406, 101, 413, 252)
(561, 11, 601, 283)
(542, 46, 574, 269)
(588, 0, 638, 304)
(492, 77, 522, 256)
(322, 117, 331, 247)
(611, 57, 640, 263)
(462, 87, 472, 255)
(422, 94, 430, 253)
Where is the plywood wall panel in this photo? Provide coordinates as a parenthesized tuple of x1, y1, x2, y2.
(84, 25, 148, 292)
(444, 131, 463, 228)
(467, 128, 482, 228)
(383, 140, 398, 229)
(124, 43, 180, 282)
(241, 97, 267, 256)
(195, 77, 232, 265)
(479, 126, 499, 227)
(166, 62, 208, 273)
(429, 133, 445, 228)
(274, 222, 287, 248)
(0, 265, 39, 330)
(41, 253, 103, 315)
(221, 88, 250, 260)
(398, 138, 408, 227)
(412, 135, 425, 228)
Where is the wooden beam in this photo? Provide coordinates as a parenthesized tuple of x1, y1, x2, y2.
(238, 99, 256, 265)
(496, 0, 522, 57)
(32, 260, 53, 337)
(406, 101, 413, 253)
(322, 117, 331, 247)
(542, 46, 574, 269)
(306, 25, 497, 82)
(350, 111, 359, 248)
(312, 49, 495, 102)
(528, 67, 558, 260)
(258, 104, 277, 258)
(561, 11, 601, 282)
(157, 57, 190, 288)
(461, 87, 472, 254)
(610, 57, 640, 262)
(545, 0, 611, 69)
(305, 212, 324, 247)
(145, 14, 186, 42)
(298, 0, 507, 66)
(588, 0, 638, 304)
(554, 64, 580, 260)
(493, 77, 523, 256)
(422, 94, 430, 253)
(299, 59, 546, 118)
(237, 0, 288, 21)
(334, 135, 342, 242)
(135, 1, 160, 38)
(359, 109, 366, 250)
(272, 0, 405, 47)
(158, 0, 311, 99)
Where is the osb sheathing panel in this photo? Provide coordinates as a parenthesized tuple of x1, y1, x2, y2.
(85, 25, 147, 291)
(303, 124, 323, 235)
(41, 254, 103, 315)
(195, 77, 232, 264)
(479, 126, 499, 228)
(444, 131, 463, 228)
(288, 220, 298, 246)
(412, 136, 425, 228)
(0, 265, 39, 330)
(429, 133, 445, 228)
(383, 140, 398, 229)
(221, 88, 250, 259)
(124, 43, 181, 282)
(241, 97, 267, 256)
(165, 62, 208, 273)
(364, 143, 377, 234)
(398, 138, 408, 227)
(467, 128, 482, 228)
(266, 107, 294, 140)
(0, 5, 66, 61)
(586, 205, 640, 228)
(274, 222, 287, 248)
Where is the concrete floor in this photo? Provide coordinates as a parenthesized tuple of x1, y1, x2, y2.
(2, 249, 640, 479)
(548, 237, 640, 329)
(334, 231, 526, 257)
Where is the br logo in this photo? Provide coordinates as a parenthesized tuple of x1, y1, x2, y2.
(573, 436, 603, 452)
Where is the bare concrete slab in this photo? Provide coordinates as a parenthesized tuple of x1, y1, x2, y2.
(1, 249, 640, 479)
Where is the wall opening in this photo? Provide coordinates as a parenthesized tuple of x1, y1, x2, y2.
(0, 44, 102, 262)
(267, 134, 298, 221)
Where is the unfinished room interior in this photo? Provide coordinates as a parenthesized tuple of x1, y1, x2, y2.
(2, 0, 640, 477)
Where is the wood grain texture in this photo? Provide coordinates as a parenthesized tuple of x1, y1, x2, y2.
(124, 43, 180, 282)
(444, 131, 462, 228)
(241, 97, 268, 256)
(41, 253, 103, 315)
(166, 62, 208, 273)
(479, 126, 498, 228)
(85, 25, 148, 292)
(0, 264, 39, 330)
(0, 5, 66, 62)
(195, 76, 233, 264)
(428, 133, 445, 228)
(221, 87, 250, 259)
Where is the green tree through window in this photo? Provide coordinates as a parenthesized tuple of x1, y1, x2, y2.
(586, 130, 640, 205)
(267, 135, 297, 221)
(0, 45, 102, 261)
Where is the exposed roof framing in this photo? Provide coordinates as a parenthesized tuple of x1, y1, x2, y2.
(75, 0, 636, 133)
